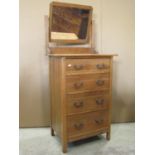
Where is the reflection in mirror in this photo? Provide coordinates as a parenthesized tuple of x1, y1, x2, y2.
(50, 4, 92, 42)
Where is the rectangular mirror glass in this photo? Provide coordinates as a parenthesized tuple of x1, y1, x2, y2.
(49, 2, 92, 44)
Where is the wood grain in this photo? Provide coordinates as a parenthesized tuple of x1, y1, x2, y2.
(66, 58, 110, 74)
(49, 58, 62, 137)
(48, 53, 117, 57)
(67, 110, 108, 138)
(49, 55, 115, 153)
(67, 93, 109, 115)
(106, 57, 113, 140)
(66, 73, 110, 93)
(60, 57, 68, 153)
(50, 47, 95, 54)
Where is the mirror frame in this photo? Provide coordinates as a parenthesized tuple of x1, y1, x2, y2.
(49, 1, 93, 44)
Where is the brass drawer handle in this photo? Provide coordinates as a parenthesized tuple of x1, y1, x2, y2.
(96, 64, 105, 69)
(96, 99, 104, 105)
(74, 101, 84, 108)
(74, 64, 84, 70)
(74, 81, 83, 89)
(95, 119, 104, 124)
(74, 123, 84, 130)
(96, 80, 104, 86)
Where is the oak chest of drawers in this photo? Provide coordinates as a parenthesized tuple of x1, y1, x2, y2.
(49, 54, 115, 153)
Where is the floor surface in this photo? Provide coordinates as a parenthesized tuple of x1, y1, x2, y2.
(19, 123, 135, 155)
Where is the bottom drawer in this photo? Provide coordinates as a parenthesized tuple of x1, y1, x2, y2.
(67, 110, 108, 138)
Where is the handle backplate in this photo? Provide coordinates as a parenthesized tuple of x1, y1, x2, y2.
(74, 64, 84, 70)
(74, 123, 84, 130)
(96, 80, 104, 86)
(74, 81, 83, 89)
(74, 101, 84, 108)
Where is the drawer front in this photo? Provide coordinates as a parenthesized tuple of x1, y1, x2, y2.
(66, 58, 110, 74)
(67, 111, 108, 137)
(66, 74, 109, 93)
(67, 94, 109, 115)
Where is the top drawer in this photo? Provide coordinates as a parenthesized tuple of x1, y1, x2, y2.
(66, 58, 110, 74)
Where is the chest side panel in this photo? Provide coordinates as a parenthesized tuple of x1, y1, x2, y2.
(49, 57, 63, 138)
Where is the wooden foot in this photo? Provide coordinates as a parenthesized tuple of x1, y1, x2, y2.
(62, 141, 67, 153)
(62, 147, 67, 153)
(106, 131, 110, 140)
(51, 128, 55, 136)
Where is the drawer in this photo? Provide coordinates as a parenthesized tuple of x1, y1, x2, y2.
(66, 74, 109, 93)
(67, 94, 109, 115)
(67, 111, 108, 137)
(66, 58, 110, 74)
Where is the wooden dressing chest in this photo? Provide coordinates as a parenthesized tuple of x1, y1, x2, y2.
(47, 2, 117, 153)
(49, 53, 116, 153)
